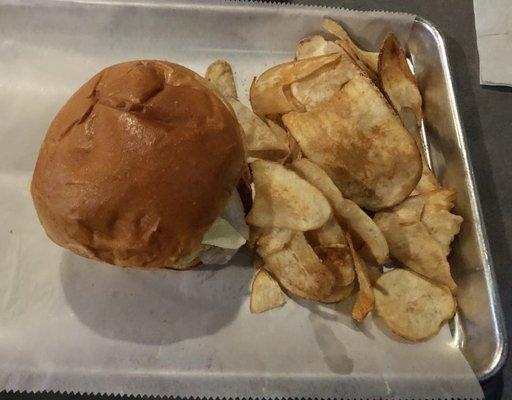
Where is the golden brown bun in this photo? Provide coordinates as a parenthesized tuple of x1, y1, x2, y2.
(168, 258, 202, 271)
(31, 60, 245, 268)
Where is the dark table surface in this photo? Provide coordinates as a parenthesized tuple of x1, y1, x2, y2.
(1, 0, 510, 399)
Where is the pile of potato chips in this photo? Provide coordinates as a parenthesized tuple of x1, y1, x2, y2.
(205, 19, 463, 341)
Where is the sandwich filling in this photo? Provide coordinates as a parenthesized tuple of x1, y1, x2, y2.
(175, 191, 249, 266)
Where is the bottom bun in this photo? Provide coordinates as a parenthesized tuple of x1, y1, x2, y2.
(167, 258, 202, 270)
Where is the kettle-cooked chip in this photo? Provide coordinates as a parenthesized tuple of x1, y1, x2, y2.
(306, 216, 347, 247)
(253, 253, 265, 270)
(246, 160, 332, 231)
(291, 159, 388, 264)
(261, 232, 335, 301)
(227, 98, 290, 163)
(205, 59, 238, 99)
(295, 35, 342, 60)
(250, 53, 342, 117)
(306, 219, 355, 303)
(206, 60, 291, 163)
(250, 268, 287, 313)
(423, 210, 463, 257)
(377, 33, 444, 196)
(392, 194, 425, 223)
(367, 266, 383, 284)
(290, 48, 362, 110)
(421, 190, 463, 256)
(322, 18, 379, 78)
(240, 19, 461, 344)
(265, 118, 303, 163)
(284, 74, 421, 211)
(374, 197, 457, 292)
(284, 128, 303, 163)
(256, 227, 295, 258)
(315, 244, 355, 287)
(378, 34, 421, 136)
(315, 243, 355, 303)
(413, 160, 442, 195)
(374, 269, 456, 341)
(264, 118, 300, 164)
(321, 280, 354, 304)
(348, 236, 375, 322)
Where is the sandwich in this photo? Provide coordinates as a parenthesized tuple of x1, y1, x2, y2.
(31, 60, 249, 269)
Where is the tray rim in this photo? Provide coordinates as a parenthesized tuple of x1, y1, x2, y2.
(0, 0, 507, 389)
(412, 16, 508, 382)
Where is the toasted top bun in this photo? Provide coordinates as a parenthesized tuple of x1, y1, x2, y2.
(31, 60, 245, 268)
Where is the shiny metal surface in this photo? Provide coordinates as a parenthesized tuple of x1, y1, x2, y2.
(409, 17, 507, 381)
(0, 0, 505, 389)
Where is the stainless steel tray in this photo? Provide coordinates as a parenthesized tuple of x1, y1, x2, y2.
(0, 0, 506, 395)
(409, 17, 507, 381)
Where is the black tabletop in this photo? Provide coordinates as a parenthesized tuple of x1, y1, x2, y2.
(1, 0, 510, 399)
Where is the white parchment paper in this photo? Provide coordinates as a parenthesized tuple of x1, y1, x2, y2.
(0, 0, 483, 398)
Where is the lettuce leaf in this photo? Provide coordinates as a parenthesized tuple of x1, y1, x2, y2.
(175, 191, 249, 266)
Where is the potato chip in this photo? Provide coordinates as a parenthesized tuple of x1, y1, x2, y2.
(205, 59, 238, 99)
(421, 190, 463, 256)
(321, 280, 355, 304)
(283, 74, 422, 211)
(250, 268, 286, 313)
(290, 48, 361, 110)
(248, 225, 263, 248)
(291, 159, 388, 264)
(262, 232, 335, 301)
(374, 268, 456, 341)
(253, 254, 265, 270)
(264, 118, 303, 163)
(227, 98, 290, 163)
(422, 189, 456, 211)
(286, 130, 303, 163)
(250, 53, 342, 117)
(246, 160, 332, 231)
(374, 198, 457, 292)
(377, 33, 442, 196)
(295, 35, 342, 60)
(305, 220, 355, 303)
(322, 18, 379, 78)
(404, 143, 441, 196)
(392, 194, 425, 223)
(306, 216, 346, 247)
(367, 266, 383, 285)
(256, 227, 294, 257)
(264, 118, 286, 137)
(264, 118, 300, 164)
(378, 34, 421, 137)
(348, 236, 374, 322)
(205, 60, 291, 163)
(386, 190, 462, 257)
(315, 245, 355, 287)
(413, 159, 441, 195)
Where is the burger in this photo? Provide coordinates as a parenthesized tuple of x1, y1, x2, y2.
(31, 60, 249, 269)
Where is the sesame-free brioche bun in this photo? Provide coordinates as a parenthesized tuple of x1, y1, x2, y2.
(31, 60, 246, 268)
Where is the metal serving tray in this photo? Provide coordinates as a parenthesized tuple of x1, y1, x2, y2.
(409, 17, 507, 380)
(0, 0, 506, 393)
